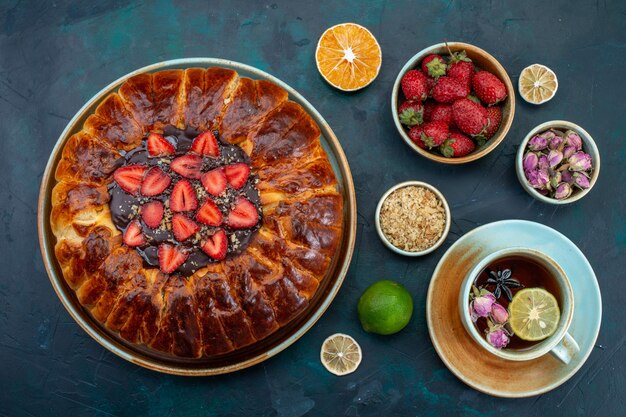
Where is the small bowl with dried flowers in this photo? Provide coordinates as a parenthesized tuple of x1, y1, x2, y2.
(516, 120, 600, 204)
(375, 181, 451, 256)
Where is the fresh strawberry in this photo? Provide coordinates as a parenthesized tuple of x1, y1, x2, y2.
(400, 70, 429, 101)
(397, 100, 424, 127)
(201, 229, 228, 261)
(170, 154, 203, 179)
(426, 76, 437, 97)
(484, 106, 502, 139)
(224, 163, 250, 189)
(113, 165, 147, 196)
(421, 121, 450, 148)
(430, 104, 455, 128)
(172, 213, 200, 241)
(472, 71, 507, 105)
(141, 201, 164, 229)
(423, 101, 436, 122)
(432, 76, 470, 103)
(141, 166, 171, 196)
(452, 98, 489, 136)
(421, 54, 447, 78)
(147, 133, 175, 157)
(196, 200, 223, 227)
(157, 243, 188, 274)
(190, 131, 219, 157)
(201, 168, 227, 196)
(226, 197, 259, 229)
(170, 180, 198, 212)
(408, 125, 427, 149)
(123, 221, 145, 247)
(440, 132, 476, 157)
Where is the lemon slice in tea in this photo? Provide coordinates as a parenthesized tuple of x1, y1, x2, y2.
(315, 23, 382, 91)
(509, 288, 561, 341)
(518, 64, 558, 104)
(320, 333, 362, 376)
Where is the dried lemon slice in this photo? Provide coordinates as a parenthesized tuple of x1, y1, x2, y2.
(509, 288, 561, 341)
(518, 64, 558, 104)
(320, 333, 362, 376)
(315, 23, 382, 91)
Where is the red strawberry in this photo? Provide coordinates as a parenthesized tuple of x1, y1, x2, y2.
(190, 131, 219, 157)
(420, 121, 449, 149)
(172, 213, 200, 241)
(123, 221, 145, 247)
(113, 165, 147, 196)
(400, 70, 428, 101)
(440, 132, 476, 157)
(408, 125, 427, 149)
(147, 133, 175, 157)
(196, 200, 223, 227)
(432, 76, 470, 103)
(421, 54, 447, 78)
(452, 98, 489, 136)
(141, 166, 171, 196)
(430, 104, 455, 128)
(201, 168, 227, 196)
(484, 106, 502, 139)
(141, 201, 164, 229)
(170, 180, 198, 212)
(201, 229, 228, 261)
(226, 197, 259, 229)
(170, 154, 203, 179)
(423, 101, 436, 122)
(426, 76, 437, 97)
(397, 100, 424, 127)
(224, 163, 250, 189)
(472, 71, 507, 105)
(157, 243, 188, 274)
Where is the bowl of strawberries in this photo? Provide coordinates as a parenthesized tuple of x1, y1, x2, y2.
(392, 42, 515, 164)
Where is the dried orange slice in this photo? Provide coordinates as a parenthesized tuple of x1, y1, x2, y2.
(320, 333, 362, 376)
(315, 23, 382, 91)
(518, 64, 558, 104)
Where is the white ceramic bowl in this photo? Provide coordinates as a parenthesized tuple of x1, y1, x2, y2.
(516, 120, 600, 205)
(374, 181, 451, 256)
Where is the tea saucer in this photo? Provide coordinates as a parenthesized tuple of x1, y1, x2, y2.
(426, 219, 602, 397)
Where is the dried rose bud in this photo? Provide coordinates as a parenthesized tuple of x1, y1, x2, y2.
(549, 135, 564, 150)
(537, 155, 549, 170)
(523, 152, 538, 172)
(471, 293, 496, 318)
(573, 172, 591, 189)
(561, 170, 573, 184)
(486, 328, 510, 349)
(526, 169, 549, 190)
(540, 130, 556, 141)
(528, 135, 548, 151)
(490, 303, 509, 324)
(565, 130, 583, 150)
(548, 150, 563, 168)
(550, 171, 562, 189)
(554, 182, 573, 200)
(563, 145, 576, 159)
(568, 151, 592, 171)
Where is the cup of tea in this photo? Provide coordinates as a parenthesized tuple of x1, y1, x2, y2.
(458, 247, 580, 364)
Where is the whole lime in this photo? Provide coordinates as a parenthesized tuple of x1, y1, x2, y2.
(357, 280, 413, 335)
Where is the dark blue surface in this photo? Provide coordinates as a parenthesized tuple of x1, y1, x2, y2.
(1, 1, 625, 416)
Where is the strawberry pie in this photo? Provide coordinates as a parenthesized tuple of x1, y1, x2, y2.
(51, 68, 343, 357)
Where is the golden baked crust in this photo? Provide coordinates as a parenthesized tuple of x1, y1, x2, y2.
(50, 68, 343, 358)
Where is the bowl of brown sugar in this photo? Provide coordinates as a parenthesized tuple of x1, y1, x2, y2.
(375, 181, 451, 256)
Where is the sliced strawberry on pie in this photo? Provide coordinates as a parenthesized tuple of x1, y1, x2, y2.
(226, 197, 259, 229)
(190, 131, 219, 157)
(170, 154, 203, 179)
(224, 163, 250, 189)
(113, 164, 147, 196)
(123, 220, 145, 247)
(172, 213, 200, 241)
(141, 201, 164, 229)
(141, 166, 171, 196)
(201, 167, 227, 196)
(147, 133, 175, 157)
(170, 180, 198, 212)
(157, 243, 188, 274)
(196, 199, 223, 227)
(201, 229, 228, 260)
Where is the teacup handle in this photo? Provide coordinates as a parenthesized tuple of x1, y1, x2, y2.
(550, 332, 580, 364)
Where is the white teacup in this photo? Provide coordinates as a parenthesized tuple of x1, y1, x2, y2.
(459, 247, 580, 364)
